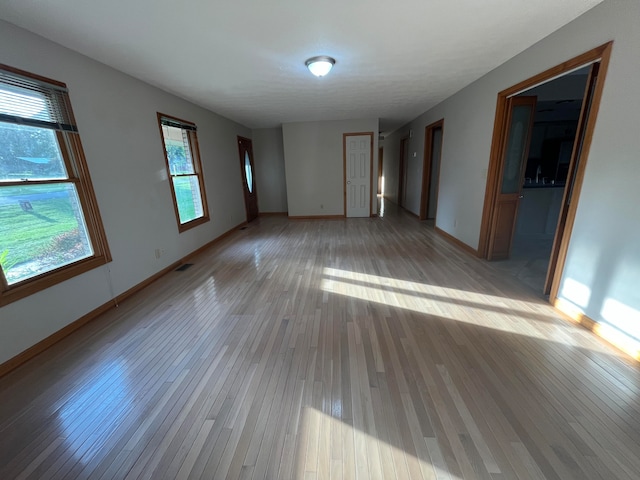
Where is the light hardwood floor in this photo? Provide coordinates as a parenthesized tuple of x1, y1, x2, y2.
(1, 203, 639, 479)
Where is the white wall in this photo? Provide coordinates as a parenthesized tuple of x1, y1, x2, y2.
(251, 128, 288, 213)
(282, 119, 378, 217)
(555, 0, 640, 346)
(0, 21, 251, 364)
(384, 0, 640, 348)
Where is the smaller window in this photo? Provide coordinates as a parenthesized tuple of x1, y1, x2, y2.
(244, 151, 253, 193)
(157, 113, 209, 231)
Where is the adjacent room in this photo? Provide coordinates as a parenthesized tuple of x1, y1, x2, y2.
(1, 0, 639, 478)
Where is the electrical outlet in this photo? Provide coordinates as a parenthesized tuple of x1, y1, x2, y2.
(155, 248, 162, 259)
(454, 219, 457, 228)
(320, 204, 324, 209)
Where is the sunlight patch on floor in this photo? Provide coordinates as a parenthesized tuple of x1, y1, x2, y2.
(324, 267, 532, 307)
(321, 267, 609, 349)
(295, 406, 457, 479)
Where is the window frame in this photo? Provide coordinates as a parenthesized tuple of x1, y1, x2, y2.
(0, 64, 111, 306)
(157, 112, 209, 232)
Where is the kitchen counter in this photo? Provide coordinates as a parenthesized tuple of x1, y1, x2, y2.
(522, 181, 565, 189)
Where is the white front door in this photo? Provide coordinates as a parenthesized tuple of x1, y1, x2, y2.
(345, 134, 371, 217)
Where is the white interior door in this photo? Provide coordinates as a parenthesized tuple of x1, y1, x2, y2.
(345, 134, 371, 217)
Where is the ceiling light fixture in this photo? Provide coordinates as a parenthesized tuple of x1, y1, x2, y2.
(305, 56, 335, 77)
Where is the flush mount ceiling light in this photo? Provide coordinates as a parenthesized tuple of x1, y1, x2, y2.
(305, 56, 335, 77)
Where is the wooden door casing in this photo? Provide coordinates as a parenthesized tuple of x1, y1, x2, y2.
(420, 120, 444, 221)
(544, 63, 600, 294)
(398, 136, 409, 208)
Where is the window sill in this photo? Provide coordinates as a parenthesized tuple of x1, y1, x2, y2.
(177, 215, 210, 233)
(0, 255, 111, 307)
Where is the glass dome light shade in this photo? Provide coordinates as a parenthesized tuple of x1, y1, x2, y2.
(305, 56, 335, 77)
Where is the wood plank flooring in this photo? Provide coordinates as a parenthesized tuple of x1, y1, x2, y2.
(1, 203, 639, 479)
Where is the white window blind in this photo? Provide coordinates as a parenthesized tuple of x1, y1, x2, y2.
(0, 67, 77, 132)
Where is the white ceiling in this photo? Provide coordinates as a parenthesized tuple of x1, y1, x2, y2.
(0, 0, 603, 134)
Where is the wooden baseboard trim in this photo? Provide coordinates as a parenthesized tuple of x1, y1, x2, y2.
(554, 298, 640, 361)
(0, 221, 248, 379)
(288, 215, 345, 220)
(402, 208, 419, 219)
(259, 212, 288, 217)
(434, 226, 480, 257)
(0, 300, 115, 378)
(114, 261, 182, 306)
(180, 221, 247, 263)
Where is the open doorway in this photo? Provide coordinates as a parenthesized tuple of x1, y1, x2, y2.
(398, 136, 409, 208)
(479, 42, 612, 300)
(420, 119, 444, 221)
(497, 68, 589, 292)
(377, 146, 384, 195)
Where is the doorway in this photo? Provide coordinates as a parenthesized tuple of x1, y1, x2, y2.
(420, 119, 444, 221)
(479, 42, 612, 300)
(377, 146, 384, 195)
(343, 132, 373, 218)
(398, 136, 409, 208)
(237, 136, 259, 222)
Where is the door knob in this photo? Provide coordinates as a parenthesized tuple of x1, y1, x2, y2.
(347, 181, 351, 184)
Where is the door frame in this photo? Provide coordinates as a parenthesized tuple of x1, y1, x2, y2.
(237, 135, 259, 222)
(342, 132, 374, 217)
(378, 146, 384, 195)
(478, 42, 613, 301)
(420, 119, 444, 220)
(543, 63, 599, 294)
(398, 135, 409, 207)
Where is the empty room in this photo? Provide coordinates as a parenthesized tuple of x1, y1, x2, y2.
(1, 0, 639, 479)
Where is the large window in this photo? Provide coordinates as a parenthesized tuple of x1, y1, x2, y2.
(0, 64, 111, 306)
(157, 113, 209, 231)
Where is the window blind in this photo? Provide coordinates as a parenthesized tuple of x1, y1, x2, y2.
(0, 67, 77, 132)
(160, 116, 197, 132)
